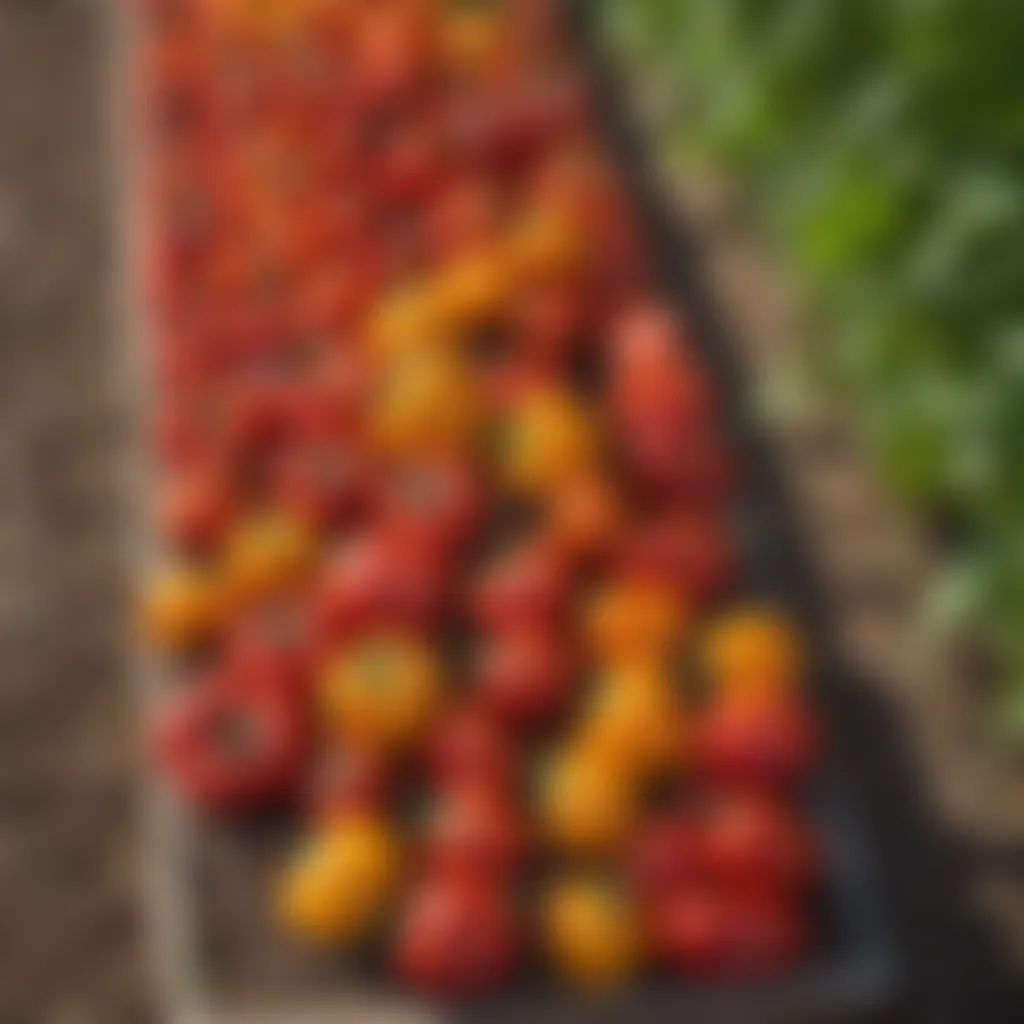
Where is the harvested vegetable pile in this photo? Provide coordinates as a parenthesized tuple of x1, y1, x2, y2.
(139, 0, 821, 997)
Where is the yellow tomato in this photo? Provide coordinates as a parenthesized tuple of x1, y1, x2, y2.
(370, 351, 477, 456)
(505, 206, 581, 282)
(140, 562, 223, 650)
(499, 389, 598, 499)
(278, 817, 400, 945)
(321, 635, 441, 750)
(222, 512, 315, 606)
(582, 581, 684, 665)
(545, 472, 622, 563)
(705, 608, 804, 695)
(575, 664, 681, 777)
(543, 877, 640, 989)
(440, 7, 504, 76)
(431, 247, 512, 330)
(366, 284, 448, 366)
(539, 748, 636, 855)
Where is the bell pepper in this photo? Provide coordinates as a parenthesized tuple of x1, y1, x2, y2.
(320, 634, 441, 750)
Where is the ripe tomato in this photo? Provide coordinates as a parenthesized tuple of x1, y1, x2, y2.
(423, 786, 529, 880)
(542, 876, 640, 990)
(278, 817, 401, 946)
(700, 794, 819, 897)
(157, 462, 236, 550)
(718, 893, 808, 977)
(468, 541, 570, 631)
(620, 424, 735, 505)
(271, 442, 373, 532)
(375, 122, 445, 207)
(474, 628, 573, 730)
(545, 472, 622, 565)
(393, 877, 519, 997)
(627, 815, 705, 902)
(616, 512, 736, 605)
(510, 280, 589, 369)
(222, 602, 313, 699)
(581, 580, 684, 665)
(423, 703, 518, 796)
(319, 633, 441, 751)
(540, 748, 637, 855)
(140, 561, 224, 651)
(376, 455, 484, 560)
(307, 743, 392, 821)
(312, 530, 448, 641)
(646, 886, 730, 975)
(427, 177, 502, 262)
(150, 672, 306, 813)
(223, 512, 317, 607)
(704, 608, 805, 696)
(695, 695, 820, 792)
(608, 302, 687, 376)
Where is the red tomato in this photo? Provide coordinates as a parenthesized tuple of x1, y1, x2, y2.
(474, 629, 572, 730)
(510, 281, 588, 369)
(627, 815, 705, 902)
(647, 886, 730, 975)
(468, 542, 570, 631)
(719, 894, 808, 977)
(311, 534, 393, 640)
(700, 794, 819, 897)
(157, 463, 235, 550)
(428, 177, 501, 261)
(223, 603, 313, 700)
(376, 123, 445, 206)
(151, 401, 215, 472)
(423, 703, 518, 796)
(312, 531, 447, 641)
(393, 877, 519, 996)
(376, 455, 484, 559)
(307, 743, 391, 820)
(695, 696, 820, 792)
(423, 786, 529, 880)
(351, 5, 434, 111)
(150, 673, 306, 814)
(620, 425, 736, 505)
(616, 512, 737, 605)
(607, 302, 688, 377)
(271, 442, 373, 531)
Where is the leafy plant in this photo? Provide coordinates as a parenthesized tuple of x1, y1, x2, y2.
(600, 0, 1024, 728)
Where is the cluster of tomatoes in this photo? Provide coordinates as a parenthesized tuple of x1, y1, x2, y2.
(139, 0, 822, 998)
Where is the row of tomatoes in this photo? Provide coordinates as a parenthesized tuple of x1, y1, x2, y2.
(140, 0, 822, 998)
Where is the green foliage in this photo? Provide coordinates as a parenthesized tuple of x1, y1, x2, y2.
(601, 0, 1024, 722)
